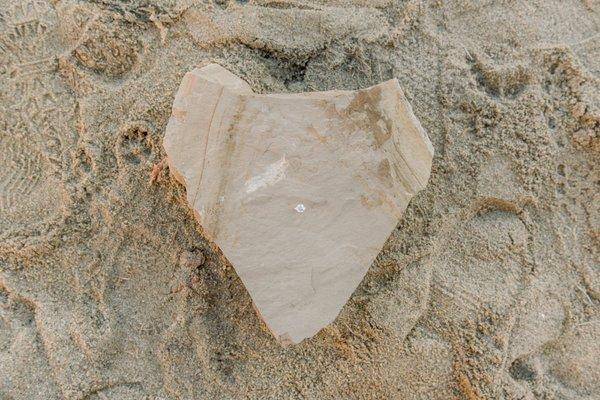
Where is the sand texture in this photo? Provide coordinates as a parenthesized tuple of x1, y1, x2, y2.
(0, 0, 599, 399)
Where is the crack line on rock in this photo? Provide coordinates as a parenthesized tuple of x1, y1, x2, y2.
(192, 85, 225, 209)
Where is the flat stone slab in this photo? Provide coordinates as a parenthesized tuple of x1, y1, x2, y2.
(164, 64, 434, 343)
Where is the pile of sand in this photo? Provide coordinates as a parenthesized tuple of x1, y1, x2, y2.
(0, 0, 598, 399)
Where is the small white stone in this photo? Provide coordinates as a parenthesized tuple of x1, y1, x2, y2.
(295, 203, 306, 213)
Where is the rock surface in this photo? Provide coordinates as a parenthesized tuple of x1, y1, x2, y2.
(164, 63, 433, 343)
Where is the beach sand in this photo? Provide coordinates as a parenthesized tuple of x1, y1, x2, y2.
(0, 0, 599, 398)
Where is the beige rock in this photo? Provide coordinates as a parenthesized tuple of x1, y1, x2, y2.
(164, 63, 434, 343)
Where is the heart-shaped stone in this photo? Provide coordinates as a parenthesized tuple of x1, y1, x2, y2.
(164, 64, 433, 343)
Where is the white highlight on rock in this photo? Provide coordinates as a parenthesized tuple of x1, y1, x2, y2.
(245, 156, 288, 194)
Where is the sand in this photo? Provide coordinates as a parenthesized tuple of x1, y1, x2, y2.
(0, 0, 599, 399)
